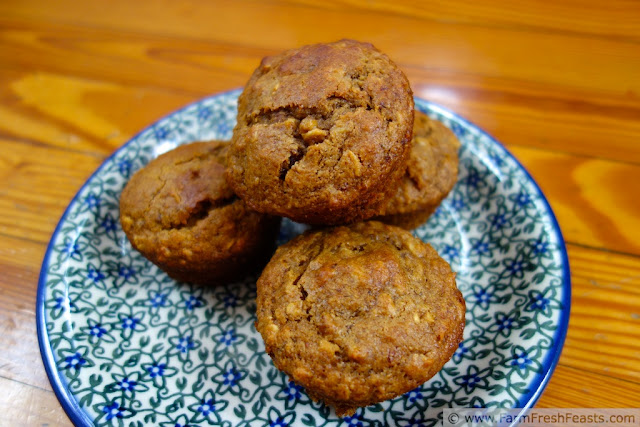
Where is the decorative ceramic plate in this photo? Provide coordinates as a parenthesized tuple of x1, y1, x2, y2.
(37, 90, 570, 427)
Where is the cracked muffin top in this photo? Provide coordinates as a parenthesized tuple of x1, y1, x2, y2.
(226, 39, 414, 225)
(119, 141, 281, 285)
(375, 111, 461, 229)
(255, 221, 466, 416)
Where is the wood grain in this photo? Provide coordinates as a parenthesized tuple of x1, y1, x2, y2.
(511, 146, 640, 256)
(282, 0, 640, 41)
(537, 365, 640, 408)
(2, 20, 639, 164)
(0, 376, 70, 426)
(2, 0, 639, 96)
(562, 245, 640, 383)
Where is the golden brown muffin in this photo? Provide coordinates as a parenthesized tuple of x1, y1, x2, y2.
(255, 221, 466, 416)
(119, 141, 281, 285)
(375, 111, 460, 229)
(226, 39, 414, 225)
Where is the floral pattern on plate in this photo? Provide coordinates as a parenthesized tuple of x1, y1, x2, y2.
(37, 90, 570, 426)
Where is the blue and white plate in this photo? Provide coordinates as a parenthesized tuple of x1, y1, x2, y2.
(37, 90, 570, 426)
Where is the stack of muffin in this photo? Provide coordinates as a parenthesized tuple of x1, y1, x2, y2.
(120, 40, 465, 417)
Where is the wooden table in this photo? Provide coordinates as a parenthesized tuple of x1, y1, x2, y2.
(1, 1, 638, 424)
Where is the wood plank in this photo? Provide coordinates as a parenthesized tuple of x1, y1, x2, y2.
(512, 146, 640, 256)
(1, 24, 639, 164)
(1, 0, 639, 97)
(0, 68, 197, 155)
(557, 244, 640, 383)
(0, 138, 102, 243)
(283, 0, 640, 41)
(537, 365, 640, 408)
(0, 234, 53, 391)
(0, 377, 70, 426)
(408, 68, 640, 165)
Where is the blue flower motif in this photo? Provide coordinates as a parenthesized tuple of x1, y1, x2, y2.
(121, 316, 139, 330)
(471, 240, 490, 255)
(149, 291, 169, 308)
(465, 169, 481, 188)
(474, 287, 492, 305)
(407, 387, 423, 403)
(342, 413, 364, 427)
(222, 366, 242, 386)
(154, 126, 170, 140)
(493, 312, 517, 335)
(460, 373, 481, 388)
(491, 213, 509, 229)
(102, 402, 125, 420)
(515, 191, 531, 207)
(449, 197, 465, 211)
(176, 336, 196, 353)
(267, 407, 296, 427)
(454, 366, 489, 394)
(184, 295, 204, 311)
(84, 193, 100, 209)
(528, 291, 550, 312)
(116, 376, 138, 392)
(63, 352, 87, 371)
(282, 381, 303, 401)
(158, 414, 195, 427)
(270, 418, 288, 427)
(223, 294, 237, 308)
(441, 244, 459, 260)
(216, 121, 232, 136)
(450, 121, 467, 139)
(87, 266, 105, 283)
(146, 362, 167, 378)
(197, 107, 212, 121)
(62, 238, 80, 258)
(119, 265, 136, 280)
(53, 295, 74, 312)
(490, 153, 504, 167)
(104, 372, 149, 396)
(197, 398, 216, 416)
(220, 328, 237, 346)
(100, 216, 117, 232)
(117, 158, 131, 177)
(510, 350, 532, 370)
(505, 259, 524, 276)
(89, 323, 107, 338)
(532, 238, 548, 255)
(457, 342, 469, 356)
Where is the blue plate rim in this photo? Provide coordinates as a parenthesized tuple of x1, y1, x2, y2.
(418, 100, 571, 414)
(36, 91, 571, 426)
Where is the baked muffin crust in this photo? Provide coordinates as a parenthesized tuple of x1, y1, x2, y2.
(255, 221, 465, 415)
(119, 141, 280, 284)
(376, 111, 460, 229)
(227, 39, 414, 225)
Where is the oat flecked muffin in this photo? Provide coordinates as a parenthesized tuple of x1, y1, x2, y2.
(375, 111, 461, 229)
(255, 221, 466, 416)
(119, 141, 281, 285)
(226, 39, 414, 225)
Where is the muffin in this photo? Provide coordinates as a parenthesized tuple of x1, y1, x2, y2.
(119, 141, 281, 285)
(226, 39, 414, 225)
(255, 221, 466, 416)
(375, 111, 460, 229)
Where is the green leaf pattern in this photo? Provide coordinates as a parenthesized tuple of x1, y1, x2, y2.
(41, 92, 568, 426)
